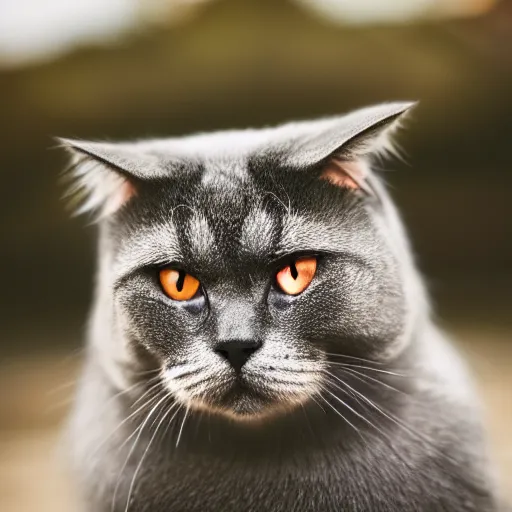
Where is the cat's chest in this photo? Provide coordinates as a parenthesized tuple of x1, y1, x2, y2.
(117, 466, 372, 512)
(107, 451, 486, 512)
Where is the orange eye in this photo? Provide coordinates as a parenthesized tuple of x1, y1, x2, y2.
(276, 256, 317, 295)
(159, 269, 200, 301)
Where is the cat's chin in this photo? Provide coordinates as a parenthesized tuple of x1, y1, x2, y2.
(178, 382, 308, 423)
(188, 399, 302, 423)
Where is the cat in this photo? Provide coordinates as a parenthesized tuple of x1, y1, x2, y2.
(62, 103, 505, 512)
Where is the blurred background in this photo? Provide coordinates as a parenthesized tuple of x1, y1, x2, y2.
(0, 0, 511, 510)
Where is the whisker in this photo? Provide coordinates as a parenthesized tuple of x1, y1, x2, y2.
(86, 381, 163, 457)
(116, 393, 166, 452)
(259, 366, 319, 375)
(317, 390, 362, 439)
(266, 378, 315, 385)
(176, 406, 190, 448)
(323, 373, 369, 409)
(127, 368, 162, 377)
(48, 380, 79, 395)
(324, 352, 384, 366)
(323, 383, 390, 440)
(46, 393, 82, 413)
(323, 372, 459, 465)
(124, 398, 178, 512)
(180, 374, 219, 391)
(111, 394, 170, 512)
(341, 367, 407, 396)
(154, 402, 182, 454)
(161, 404, 184, 441)
(95, 393, 161, 462)
(51, 347, 85, 368)
(264, 190, 291, 215)
(322, 377, 411, 463)
(300, 403, 315, 440)
(328, 362, 408, 377)
(171, 369, 202, 381)
(185, 374, 230, 397)
(309, 393, 327, 414)
(130, 379, 163, 408)
(325, 374, 411, 438)
(49, 373, 152, 413)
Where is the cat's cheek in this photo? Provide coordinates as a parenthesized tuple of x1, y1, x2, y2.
(269, 269, 407, 359)
(113, 290, 198, 361)
(314, 288, 407, 358)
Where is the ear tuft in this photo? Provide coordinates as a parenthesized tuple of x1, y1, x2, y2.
(59, 138, 138, 220)
(289, 102, 417, 198)
(320, 158, 373, 195)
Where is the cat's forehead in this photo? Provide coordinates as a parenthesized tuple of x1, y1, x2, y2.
(65, 102, 415, 279)
(199, 155, 252, 188)
(114, 162, 367, 282)
(146, 161, 284, 261)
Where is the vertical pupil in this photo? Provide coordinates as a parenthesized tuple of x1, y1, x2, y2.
(176, 271, 185, 292)
(290, 261, 298, 280)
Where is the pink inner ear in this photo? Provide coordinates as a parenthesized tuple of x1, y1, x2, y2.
(320, 159, 366, 191)
(104, 179, 137, 216)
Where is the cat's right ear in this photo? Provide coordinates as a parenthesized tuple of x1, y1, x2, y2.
(58, 139, 158, 220)
(283, 102, 416, 199)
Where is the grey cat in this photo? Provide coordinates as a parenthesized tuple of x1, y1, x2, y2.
(62, 103, 505, 512)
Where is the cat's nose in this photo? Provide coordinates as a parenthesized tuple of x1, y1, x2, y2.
(214, 339, 262, 373)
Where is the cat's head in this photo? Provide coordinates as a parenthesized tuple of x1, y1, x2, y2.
(62, 102, 424, 421)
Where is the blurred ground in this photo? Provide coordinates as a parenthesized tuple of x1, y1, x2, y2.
(0, 323, 510, 512)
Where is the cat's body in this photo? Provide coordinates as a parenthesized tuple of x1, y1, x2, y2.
(64, 103, 503, 511)
(72, 327, 495, 512)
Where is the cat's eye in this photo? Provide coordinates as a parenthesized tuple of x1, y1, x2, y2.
(275, 256, 317, 295)
(159, 269, 200, 301)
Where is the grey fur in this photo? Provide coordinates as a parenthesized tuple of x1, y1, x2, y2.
(63, 103, 505, 511)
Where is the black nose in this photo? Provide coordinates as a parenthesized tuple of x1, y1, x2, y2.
(214, 339, 262, 372)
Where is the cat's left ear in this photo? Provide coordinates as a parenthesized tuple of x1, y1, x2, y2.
(285, 102, 417, 196)
(58, 138, 160, 219)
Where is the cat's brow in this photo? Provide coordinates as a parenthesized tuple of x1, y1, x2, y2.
(240, 207, 277, 256)
(277, 213, 353, 255)
(187, 212, 216, 259)
(113, 223, 182, 280)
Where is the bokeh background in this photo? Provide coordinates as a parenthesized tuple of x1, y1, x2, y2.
(0, 0, 511, 510)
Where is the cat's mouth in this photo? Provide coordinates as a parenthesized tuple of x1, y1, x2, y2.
(163, 362, 323, 421)
(196, 379, 311, 420)
(213, 378, 273, 416)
